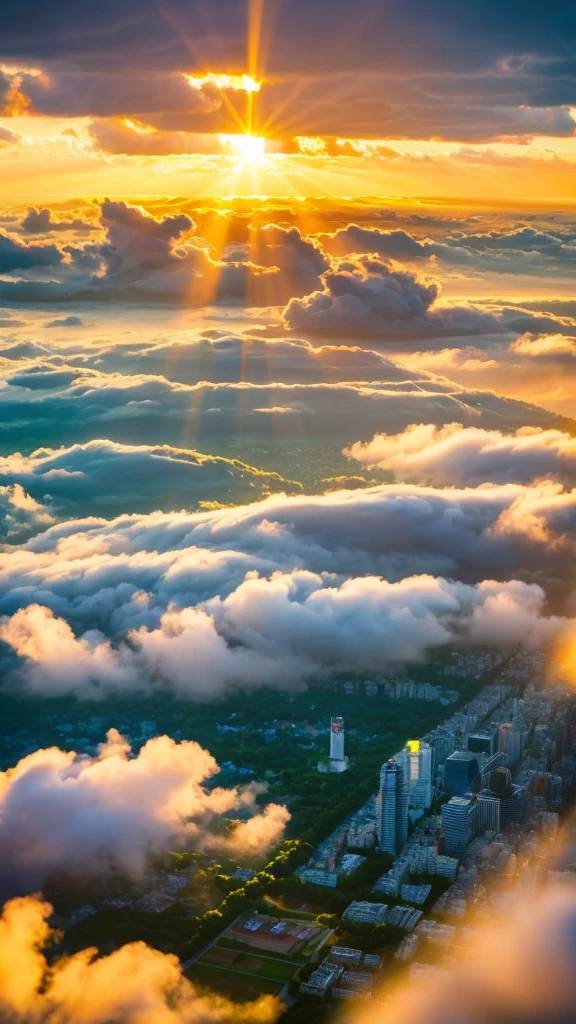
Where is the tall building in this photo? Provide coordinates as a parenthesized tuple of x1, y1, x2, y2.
(476, 791, 501, 833)
(403, 740, 433, 809)
(377, 757, 409, 855)
(444, 751, 480, 796)
(476, 768, 527, 830)
(426, 728, 456, 778)
(478, 752, 509, 790)
(318, 716, 350, 773)
(498, 723, 523, 766)
(467, 732, 496, 757)
(330, 716, 345, 761)
(441, 796, 477, 856)
(488, 767, 512, 795)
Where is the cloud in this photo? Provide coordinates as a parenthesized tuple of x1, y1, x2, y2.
(317, 224, 429, 262)
(0, 482, 55, 542)
(3, 202, 575, 313)
(3, 4, 576, 145)
(510, 332, 576, 365)
(0, 439, 300, 518)
(0, 126, 20, 146)
(98, 199, 197, 277)
(21, 207, 95, 234)
(346, 423, 576, 487)
(0, 569, 565, 700)
(1, 481, 576, 636)
(395, 329, 576, 421)
(45, 315, 84, 328)
(89, 120, 227, 156)
(0, 341, 51, 360)
(0, 724, 289, 893)
(0, 895, 281, 1023)
(91, 203, 312, 307)
(67, 332, 412, 385)
(0, 467, 573, 700)
(0, 363, 559, 455)
(314, 222, 576, 277)
(282, 254, 501, 340)
(363, 883, 576, 1024)
(0, 231, 63, 272)
(0, 202, 330, 307)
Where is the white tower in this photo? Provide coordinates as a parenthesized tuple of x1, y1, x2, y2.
(330, 717, 345, 761)
(318, 717, 349, 772)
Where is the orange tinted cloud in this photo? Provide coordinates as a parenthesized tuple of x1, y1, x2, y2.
(0, 895, 281, 1023)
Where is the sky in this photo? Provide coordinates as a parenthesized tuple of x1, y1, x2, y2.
(1, 0, 576, 198)
(1, 5, 576, 1022)
(0, 0, 576, 692)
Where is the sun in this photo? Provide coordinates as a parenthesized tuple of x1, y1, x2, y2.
(219, 133, 267, 167)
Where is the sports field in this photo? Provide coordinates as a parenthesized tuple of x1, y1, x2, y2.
(186, 912, 333, 999)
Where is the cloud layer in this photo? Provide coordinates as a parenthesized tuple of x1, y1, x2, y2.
(0, 728, 289, 894)
(0, 440, 300, 519)
(347, 424, 576, 487)
(0, 496, 569, 700)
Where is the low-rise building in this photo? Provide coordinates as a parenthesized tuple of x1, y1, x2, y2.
(327, 947, 363, 966)
(342, 901, 388, 926)
(300, 963, 343, 997)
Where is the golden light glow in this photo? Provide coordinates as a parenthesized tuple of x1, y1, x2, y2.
(552, 628, 576, 688)
(407, 739, 421, 753)
(184, 73, 261, 94)
(0, 63, 47, 79)
(219, 133, 266, 166)
(120, 118, 157, 135)
(296, 136, 327, 155)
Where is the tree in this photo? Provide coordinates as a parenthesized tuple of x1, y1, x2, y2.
(315, 913, 337, 928)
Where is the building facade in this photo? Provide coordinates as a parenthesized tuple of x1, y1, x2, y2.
(444, 751, 480, 796)
(377, 757, 409, 855)
(441, 796, 477, 855)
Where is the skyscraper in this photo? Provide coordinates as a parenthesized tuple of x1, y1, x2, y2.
(467, 732, 496, 757)
(441, 796, 477, 855)
(426, 727, 456, 778)
(444, 751, 480, 796)
(476, 791, 501, 833)
(498, 723, 523, 766)
(377, 757, 409, 855)
(403, 739, 433, 809)
(473, 767, 528, 832)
